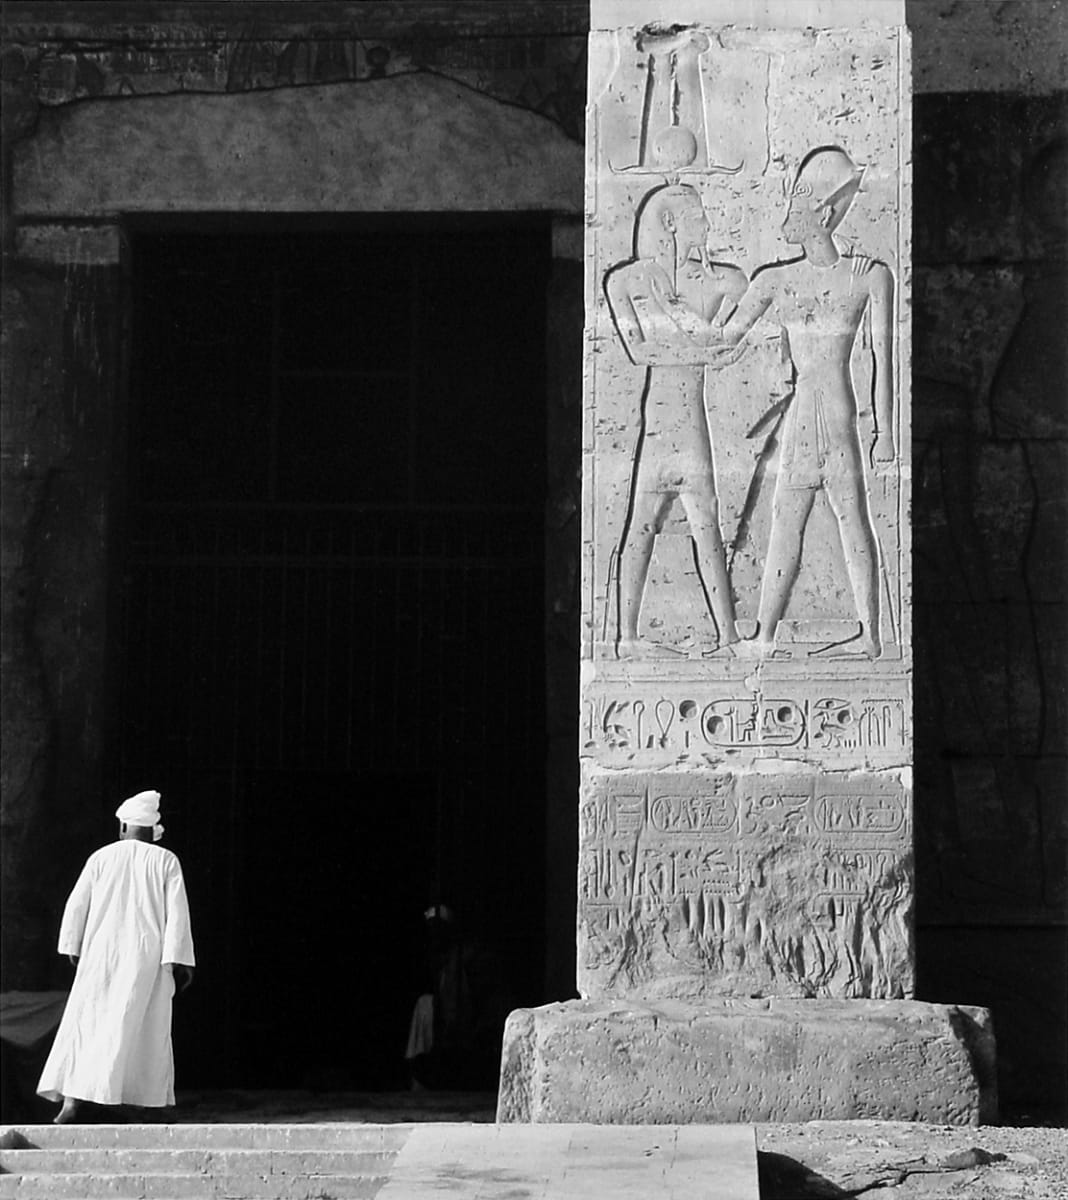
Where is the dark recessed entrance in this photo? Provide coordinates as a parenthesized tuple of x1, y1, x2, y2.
(115, 221, 550, 1089)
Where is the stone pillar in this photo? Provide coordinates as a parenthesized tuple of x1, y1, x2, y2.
(498, 0, 996, 1125)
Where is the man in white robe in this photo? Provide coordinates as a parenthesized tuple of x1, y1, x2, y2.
(37, 790, 195, 1123)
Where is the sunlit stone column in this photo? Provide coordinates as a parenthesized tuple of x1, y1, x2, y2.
(499, 0, 996, 1125)
(579, 0, 913, 1005)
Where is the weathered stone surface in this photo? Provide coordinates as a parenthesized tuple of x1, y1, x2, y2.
(15, 223, 124, 266)
(6, 1, 1066, 114)
(0, 1122, 760, 1200)
(13, 72, 583, 218)
(580, 0, 913, 1001)
(379, 1123, 759, 1200)
(909, 0, 1068, 97)
(579, 769, 912, 1000)
(497, 998, 996, 1126)
(0, 3, 590, 139)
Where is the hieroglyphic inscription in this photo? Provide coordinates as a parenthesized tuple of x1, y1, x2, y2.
(737, 778, 909, 844)
(581, 843, 741, 905)
(704, 699, 805, 747)
(810, 698, 903, 752)
(579, 770, 912, 998)
(580, 777, 742, 909)
(648, 790, 736, 835)
(583, 690, 909, 759)
(821, 850, 902, 897)
(605, 29, 745, 177)
(816, 791, 907, 839)
(740, 791, 812, 838)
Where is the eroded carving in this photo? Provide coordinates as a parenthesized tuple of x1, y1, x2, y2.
(741, 792, 812, 837)
(578, 772, 912, 1000)
(820, 850, 902, 896)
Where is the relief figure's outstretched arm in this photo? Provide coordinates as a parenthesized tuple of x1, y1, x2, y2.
(715, 271, 775, 346)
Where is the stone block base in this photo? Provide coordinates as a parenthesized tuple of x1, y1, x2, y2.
(496, 998, 997, 1126)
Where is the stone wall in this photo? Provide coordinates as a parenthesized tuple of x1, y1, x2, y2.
(1, 231, 124, 988)
(911, 93, 1067, 1114)
(905, 0, 1068, 1118)
(0, 0, 588, 994)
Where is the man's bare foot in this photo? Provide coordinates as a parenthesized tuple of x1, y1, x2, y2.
(702, 628, 752, 658)
(808, 626, 881, 659)
(54, 1097, 80, 1125)
(702, 641, 738, 658)
(616, 638, 688, 660)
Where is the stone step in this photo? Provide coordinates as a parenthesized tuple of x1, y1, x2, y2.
(0, 1146, 398, 1174)
(0, 1122, 760, 1199)
(0, 1172, 385, 1199)
(0, 1122, 409, 1150)
(0, 1124, 409, 1200)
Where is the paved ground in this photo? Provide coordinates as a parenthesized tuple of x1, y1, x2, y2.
(757, 1120, 1068, 1199)
(168, 1092, 1068, 1198)
(9, 1091, 1066, 1198)
(0, 1123, 763, 1199)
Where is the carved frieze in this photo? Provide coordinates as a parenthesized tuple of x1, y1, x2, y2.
(582, 680, 910, 766)
(583, 20, 910, 669)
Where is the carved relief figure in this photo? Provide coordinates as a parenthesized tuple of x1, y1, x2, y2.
(605, 184, 747, 658)
(718, 147, 895, 658)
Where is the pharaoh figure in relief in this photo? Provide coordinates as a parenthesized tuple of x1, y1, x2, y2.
(717, 147, 895, 659)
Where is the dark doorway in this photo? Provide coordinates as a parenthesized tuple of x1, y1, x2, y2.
(115, 221, 550, 1089)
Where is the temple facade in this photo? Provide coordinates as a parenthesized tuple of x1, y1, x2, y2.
(1, 1, 1065, 1116)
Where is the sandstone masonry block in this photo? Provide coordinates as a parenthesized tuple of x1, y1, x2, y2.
(497, 998, 997, 1126)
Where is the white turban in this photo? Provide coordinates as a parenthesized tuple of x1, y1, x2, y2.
(115, 790, 164, 842)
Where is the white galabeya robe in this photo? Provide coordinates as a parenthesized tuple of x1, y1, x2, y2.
(37, 839, 196, 1107)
